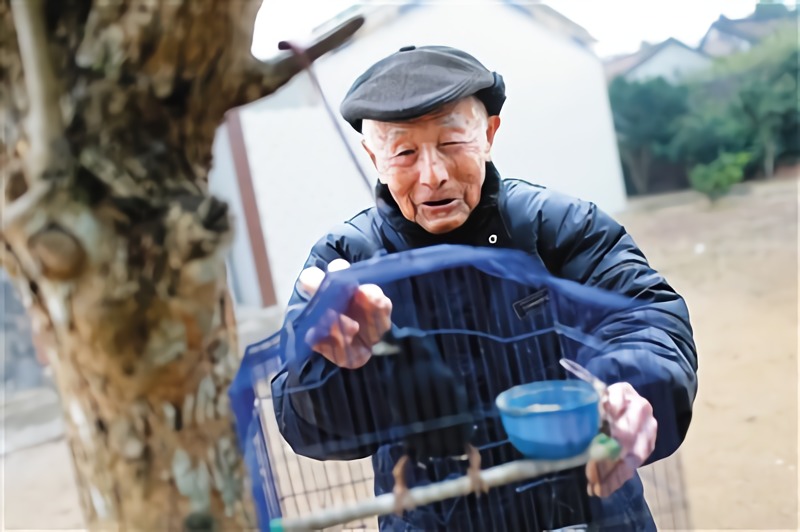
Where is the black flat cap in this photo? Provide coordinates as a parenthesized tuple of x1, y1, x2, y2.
(340, 45, 506, 133)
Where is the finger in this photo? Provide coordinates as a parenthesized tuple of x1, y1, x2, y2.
(353, 283, 387, 306)
(585, 460, 600, 494)
(592, 459, 635, 498)
(342, 345, 372, 369)
(623, 395, 654, 433)
(298, 266, 325, 298)
(316, 341, 371, 369)
(588, 431, 650, 497)
(613, 396, 654, 452)
(586, 459, 614, 497)
(587, 457, 632, 497)
(327, 313, 360, 346)
(328, 258, 351, 272)
(587, 458, 615, 483)
(352, 284, 393, 343)
(351, 286, 390, 317)
(347, 333, 375, 367)
(604, 382, 633, 419)
(605, 386, 654, 456)
(305, 309, 349, 346)
(330, 342, 369, 368)
(314, 336, 371, 368)
(607, 460, 634, 496)
(307, 310, 360, 350)
(325, 336, 372, 369)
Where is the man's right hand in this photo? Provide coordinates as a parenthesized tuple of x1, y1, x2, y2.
(297, 258, 392, 369)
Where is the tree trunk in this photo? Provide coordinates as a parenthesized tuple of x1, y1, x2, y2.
(620, 146, 653, 195)
(763, 136, 777, 178)
(0, 1, 362, 529)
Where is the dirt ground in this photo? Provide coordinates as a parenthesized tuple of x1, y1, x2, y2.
(618, 174, 798, 531)
(3, 175, 797, 530)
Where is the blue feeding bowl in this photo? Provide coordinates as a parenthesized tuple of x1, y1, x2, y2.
(495, 380, 601, 459)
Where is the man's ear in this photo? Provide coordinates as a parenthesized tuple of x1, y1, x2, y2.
(361, 139, 388, 183)
(486, 116, 501, 147)
(361, 139, 378, 169)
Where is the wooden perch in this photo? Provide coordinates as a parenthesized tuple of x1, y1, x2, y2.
(271, 435, 622, 532)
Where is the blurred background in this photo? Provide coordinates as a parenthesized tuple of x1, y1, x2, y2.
(3, 0, 797, 529)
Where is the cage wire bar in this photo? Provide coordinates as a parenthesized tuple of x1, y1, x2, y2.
(230, 245, 692, 531)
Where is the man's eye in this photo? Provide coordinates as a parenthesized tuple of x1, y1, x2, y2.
(440, 141, 464, 147)
(394, 149, 415, 157)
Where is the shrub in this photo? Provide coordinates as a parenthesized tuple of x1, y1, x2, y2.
(688, 152, 752, 201)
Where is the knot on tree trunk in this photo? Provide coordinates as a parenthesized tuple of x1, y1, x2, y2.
(27, 224, 87, 281)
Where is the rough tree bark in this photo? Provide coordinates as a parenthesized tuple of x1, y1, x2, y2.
(0, 1, 362, 529)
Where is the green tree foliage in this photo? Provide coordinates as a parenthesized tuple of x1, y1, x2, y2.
(665, 98, 748, 167)
(607, 77, 688, 194)
(607, 13, 797, 198)
(689, 152, 752, 201)
(722, 27, 797, 175)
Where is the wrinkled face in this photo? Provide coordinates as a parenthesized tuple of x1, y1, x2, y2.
(361, 97, 501, 234)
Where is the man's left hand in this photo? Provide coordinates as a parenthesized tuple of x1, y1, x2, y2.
(586, 382, 657, 498)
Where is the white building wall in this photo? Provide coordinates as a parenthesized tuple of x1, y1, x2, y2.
(626, 44, 712, 84)
(238, 3, 627, 308)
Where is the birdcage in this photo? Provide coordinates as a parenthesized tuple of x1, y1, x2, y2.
(229, 244, 692, 531)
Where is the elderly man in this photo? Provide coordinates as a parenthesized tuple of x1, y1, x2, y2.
(271, 45, 697, 531)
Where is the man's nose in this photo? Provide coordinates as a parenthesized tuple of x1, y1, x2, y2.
(418, 148, 447, 189)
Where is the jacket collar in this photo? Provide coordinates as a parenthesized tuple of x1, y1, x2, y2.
(374, 162, 502, 244)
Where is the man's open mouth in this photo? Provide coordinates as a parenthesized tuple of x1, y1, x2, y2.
(423, 199, 455, 207)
